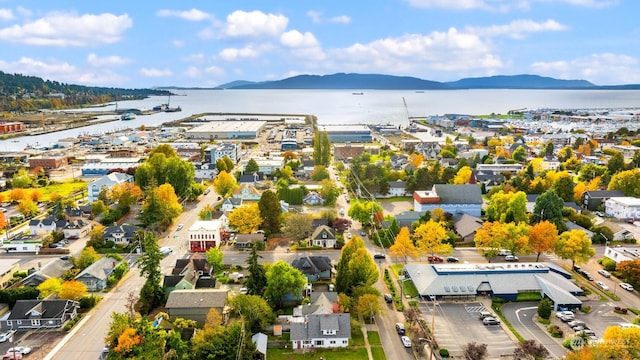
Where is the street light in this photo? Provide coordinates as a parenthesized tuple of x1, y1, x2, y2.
(399, 275, 410, 300)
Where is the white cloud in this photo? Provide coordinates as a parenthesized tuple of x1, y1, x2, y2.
(205, 65, 225, 77)
(407, 0, 491, 10)
(87, 53, 130, 67)
(156, 8, 210, 21)
(280, 30, 319, 48)
(330, 15, 351, 24)
(219, 45, 262, 61)
(467, 19, 568, 39)
(197, 27, 214, 40)
(220, 10, 288, 39)
(0, 57, 127, 85)
(182, 53, 205, 63)
(326, 28, 503, 77)
(139, 67, 173, 77)
(307, 10, 322, 23)
(172, 40, 185, 47)
(531, 53, 640, 84)
(183, 66, 201, 78)
(406, 0, 618, 11)
(0, 12, 132, 46)
(0, 8, 13, 21)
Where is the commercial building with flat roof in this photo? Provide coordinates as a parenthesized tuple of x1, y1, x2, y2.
(317, 125, 372, 143)
(405, 262, 583, 310)
(185, 121, 267, 140)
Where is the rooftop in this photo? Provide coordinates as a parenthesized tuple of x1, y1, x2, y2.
(186, 120, 267, 133)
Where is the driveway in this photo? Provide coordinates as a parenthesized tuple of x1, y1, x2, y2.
(501, 302, 566, 359)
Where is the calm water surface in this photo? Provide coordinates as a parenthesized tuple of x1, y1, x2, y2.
(2, 89, 639, 151)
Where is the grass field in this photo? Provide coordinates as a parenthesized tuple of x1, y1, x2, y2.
(0, 180, 87, 202)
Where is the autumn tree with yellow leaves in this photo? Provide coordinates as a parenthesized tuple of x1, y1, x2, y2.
(389, 227, 418, 263)
(413, 219, 453, 258)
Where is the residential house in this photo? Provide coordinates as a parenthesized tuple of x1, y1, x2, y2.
(252, 333, 268, 360)
(310, 226, 337, 248)
(294, 292, 339, 317)
(74, 257, 116, 291)
(232, 184, 261, 201)
(303, 191, 325, 206)
(301, 160, 315, 177)
(210, 211, 230, 230)
(163, 255, 216, 294)
(104, 224, 139, 246)
(582, 190, 625, 211)
(604, 246, 640, 264)
(394, 211, 423, 230)
(60, 219, 91, 239)
(413, 184, 482, 217)
(386, 180, 408, 197)
(194, 163, 217, 180)
(221, 197, 242, 212)
(87, 172, 134, 203)
(234, 234, 265, 249)
(333, 144, 365, 162)
(604, 197, 640, 220)
(453, 214, 484, 242)
(165, 289, 228, 325)
(526, 194, 582, 214)
(21, 258, 73, 287)
(290, 313, 351, 349)
(291, 256, 332, 282)
(239, 172, 260, 186)
(28, 217, 58, 235)
(613, 229, 636, 242)
(564, 221, 594, 240)
(1, 299, 79, 331)
(188, 220, 222, 252)
(390, 155, 408, 169)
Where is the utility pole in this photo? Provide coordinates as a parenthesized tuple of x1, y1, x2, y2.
(429, 295, 436, 360)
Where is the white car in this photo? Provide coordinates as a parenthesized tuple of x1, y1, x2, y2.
(555, 311, 575, 320)
(159, 246, 173, 255)
(597, 269, 611, 278)
(400, 335, 412, 348)
(504, 255, 519, 262)
(620, 283, 634, 291)
(0, 330, 15, 342)
(6, 347, 31, 355)
(176, 224, 184, 231)
(595, 281, 609, 291)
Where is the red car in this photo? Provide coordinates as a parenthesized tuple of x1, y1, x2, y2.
(427, 255, 444, 263)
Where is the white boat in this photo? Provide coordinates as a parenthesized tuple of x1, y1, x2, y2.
(120, 113, 136, 121)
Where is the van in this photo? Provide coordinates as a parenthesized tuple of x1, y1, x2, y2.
(479, 311, 495, 320)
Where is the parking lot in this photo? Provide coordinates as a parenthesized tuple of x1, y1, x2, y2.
(557, 300, 627, 339)
(418, 300, 516, 358)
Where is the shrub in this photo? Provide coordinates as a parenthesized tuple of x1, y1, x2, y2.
(601, 257, 617, 271)
(63, 314, 83, 331)
(538, 298, 553, 319)
(580, 306, 591, 313)
(439, 348, 450, 357)
(79, 295, 101, 309)
(538, 317, 551, 325)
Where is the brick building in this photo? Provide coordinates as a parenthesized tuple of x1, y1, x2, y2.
(29, 155, 68, 170)
(0, 122, 25, 134)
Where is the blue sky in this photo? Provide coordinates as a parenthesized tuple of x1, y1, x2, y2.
(0, 0, 638, 87)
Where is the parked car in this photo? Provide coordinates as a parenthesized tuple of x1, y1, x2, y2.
(5, 347, 31, 355)
(1, 353, 22, 360)
(568, 320, 586, 329)
(498, 249, 512, 256)
(597, 269, 611, 278)
(203, 188, 211, 195)
(482, 317, 500, 325)
(400, 335, 412, 348)
(556, 311, 575, 320)
(504, 255, 519, 262)
(395, 323, 406, 335)
(346, 232, 352, 240)
(373, 253, 386, 260)
(479, 311, 496, 320)
(360, 230, 367, 236)
(620, 283, 634, 291)
(595, 281, 609, 291)
(384, 294, 393, 303)
(239, 287, 248, 295)
(159, 246, 173, 255)
(176, 224, 184, 231)
(0, 330, 15, 343)
(595, 211, 605, 217)
(427, 255, 444, 263)
(446, 256, 459, 263)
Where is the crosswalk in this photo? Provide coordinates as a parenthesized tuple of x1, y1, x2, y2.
(464, 303, 487, 315)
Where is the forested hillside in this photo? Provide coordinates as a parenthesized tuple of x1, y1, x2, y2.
(0, 71, 168, 112)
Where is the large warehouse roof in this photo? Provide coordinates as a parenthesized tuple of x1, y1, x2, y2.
(187, 120, 267, 133)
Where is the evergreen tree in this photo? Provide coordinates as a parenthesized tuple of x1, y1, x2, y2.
(245, 246, 267, 296)
(137, 231, 164, 314)
(258, 190, 281, 235)
(320, 131, 330, 166)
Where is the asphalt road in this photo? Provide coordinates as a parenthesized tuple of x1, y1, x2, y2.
(501, 302, 566, 359)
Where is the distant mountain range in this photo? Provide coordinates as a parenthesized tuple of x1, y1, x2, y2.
(204, 73, 640, 90)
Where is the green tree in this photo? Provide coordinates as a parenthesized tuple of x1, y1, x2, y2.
(544, 142, 554, 157)
(245, 246, 267, 295)
(555, 229, 595, 268)
(318, 178, 340, 206)
(485, 191, 528, 223)
(205, 247, 224, 275)
(557, 146, 573, 162)
(245, 159, 259, 174)
(74, 246, 100, 270)
(355, 293, 381, 322)
(229, 294, 274, 332)
(264, 261, 307, 308)
(532, 189, 565, 230)
(321, 131, 330, 165)
(537, 298, 552, 319)
(87, 224, 106, 248)
(140, 183, 182, 228)
(137, 231, 164, 314)
(607, 151, 625, 174)
(348, 201, 384, 226)
(311, 165, 330, 181)
(91, 199, 108, 217)
(191, 322, 255, 360)
(512, 146, 527, 162)
(608, 168, 640, 197)
(282, 213, 313, 240)
(213, 170, 237, 197)
(552, 175, 575, 202)
(335, 237, 378, 296)
(258, 190, 281, 235)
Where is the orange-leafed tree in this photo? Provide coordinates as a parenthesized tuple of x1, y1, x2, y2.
(529, 221, 558, 262)
(17, 199, 38, 217)
(29, 189, 43, 203)
(37, 278, 63, 298)
(413, 219, 452, 258)
(474, 221, 509, 261)
(408, 153, 424, 168)
(389, 227, 418, 263)
(114, 328, 142, 355)
(110, 182, 143, 208)
(8, 188, 26, 202)
(58, 280, 88, 301)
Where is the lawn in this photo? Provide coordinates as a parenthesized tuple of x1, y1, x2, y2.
(1, 180, 87, 202)
(389, 264, 419, 298)
(371, 347, 386, 360)
(367, 331, 381, 345)
(268, 347, 369, 360)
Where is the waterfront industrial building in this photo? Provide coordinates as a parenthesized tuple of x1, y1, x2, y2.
(317, 125, 372, 143)
(185, 121, 267, 140)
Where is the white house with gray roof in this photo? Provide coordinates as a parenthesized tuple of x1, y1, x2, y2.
(404, 262, 583, 310)
(290, 313, 351, 349)
(413, 184, 482, 216)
